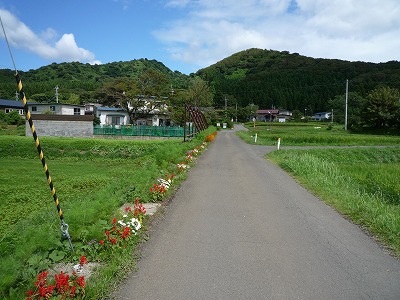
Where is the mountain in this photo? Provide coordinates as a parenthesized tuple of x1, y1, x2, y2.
(1, 48, 399, 112)
(0, 59, 189, 103)
(196, 48, 400, 111)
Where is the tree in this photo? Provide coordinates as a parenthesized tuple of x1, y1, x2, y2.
(185, 77, 214, 107)
(362, 86, 400, 128)
(328, 92, 365, 130)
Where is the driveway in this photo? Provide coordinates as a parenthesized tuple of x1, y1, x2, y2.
(113, 125, 400, 300)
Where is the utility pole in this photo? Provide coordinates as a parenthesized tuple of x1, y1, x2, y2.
(55, 85, 59, 103)
(224, 96, 227, 118)
(15, 90, 19, 101)
(345, 79, 348, 130)
(235, 102, 238, 123)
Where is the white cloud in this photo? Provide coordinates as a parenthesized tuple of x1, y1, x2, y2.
(156, 0, 400, 69)
(0, 9, 101, 65)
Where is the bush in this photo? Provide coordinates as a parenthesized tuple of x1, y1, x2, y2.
(5, 111, 25, 126)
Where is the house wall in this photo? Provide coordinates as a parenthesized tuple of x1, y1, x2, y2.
(29, 104, 84, 115)
(26, 115, 93, 137)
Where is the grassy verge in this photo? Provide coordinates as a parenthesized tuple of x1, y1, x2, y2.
(267, 147, 400, 256)
(237, 122, 400, 146)
(0, 128, 215, 299)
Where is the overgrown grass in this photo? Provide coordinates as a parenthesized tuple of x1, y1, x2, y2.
(237, 122, 400, 146)
(0, 128, 215, 299)
(267, 147, 400, 256)
(0, 124, 25, 136)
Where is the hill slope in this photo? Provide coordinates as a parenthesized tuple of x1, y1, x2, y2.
(0, 59, 189, 102)
(196, 48, 400, 111)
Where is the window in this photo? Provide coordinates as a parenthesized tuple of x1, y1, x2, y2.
(50, 105, 56, 112)
(74, 108, 81, 115)
(19, 109, 24, 115)
(31, 106, 37, 112)
(5, 108, 11, 113)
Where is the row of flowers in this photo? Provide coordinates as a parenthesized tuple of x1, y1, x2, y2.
(25, 133, 216, 299)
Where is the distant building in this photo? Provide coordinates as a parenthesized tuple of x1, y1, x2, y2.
(256, 109, 292, 122)
(0, 99, 24, 117)
(313, 112, 331, 121)
(27, 103, 85, 116)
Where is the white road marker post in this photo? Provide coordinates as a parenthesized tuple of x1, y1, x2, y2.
(277, 137, 281, 150)
(255, 133, 258, 143)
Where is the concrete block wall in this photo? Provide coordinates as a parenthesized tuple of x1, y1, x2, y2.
(26, 115, 94, 138)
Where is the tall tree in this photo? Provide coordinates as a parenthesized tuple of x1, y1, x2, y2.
(362, 86, 400, 128)
(185, 77, 214, 107)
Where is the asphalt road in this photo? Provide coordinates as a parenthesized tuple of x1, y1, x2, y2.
(113, 125, 400, 300)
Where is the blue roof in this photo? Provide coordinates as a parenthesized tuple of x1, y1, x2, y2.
(0, 99, 24, 108)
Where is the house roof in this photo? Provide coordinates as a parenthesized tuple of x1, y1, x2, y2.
(97, 107, 127, 112)
(257, 109, 279, 114)
(0, 99, 24, 108)
(27, 102, 84, 107)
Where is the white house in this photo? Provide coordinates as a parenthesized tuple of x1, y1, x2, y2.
(313, 112, 332, 121)
(96, 107, 130, 126)
(28, 103, 85, 115)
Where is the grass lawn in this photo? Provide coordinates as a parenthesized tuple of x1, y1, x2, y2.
(0, 129, 214, 299)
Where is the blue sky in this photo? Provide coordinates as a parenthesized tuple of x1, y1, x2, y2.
(0, 0, 399, 75)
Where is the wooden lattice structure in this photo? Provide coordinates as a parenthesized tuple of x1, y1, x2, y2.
(184, 105, 208, 142)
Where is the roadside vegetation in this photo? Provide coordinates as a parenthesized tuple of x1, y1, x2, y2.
(0, 128, 216, 299)
(237, 122, 400, 146)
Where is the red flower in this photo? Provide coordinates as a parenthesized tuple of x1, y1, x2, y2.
(99, 239, 104, 246)
(125, 206, 132, 212)
(79, 255, 88, 266)
(121, 226, 131, 239)
(112, 217, 117, 224)
(70, 285, 77, 297)
(55, 272, 70, 294)
(75, 276, 85, 288)
(105, 230, 110, 236)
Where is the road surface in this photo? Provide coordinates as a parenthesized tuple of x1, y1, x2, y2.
(113, 125, 400, 300)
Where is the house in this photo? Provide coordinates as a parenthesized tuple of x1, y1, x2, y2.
(255, 109, 292, 122)
(256, 109, 279, 122)
(96, 107, 130, 126)
(313, 112, 331, 121)
(27, 103, 85, 115)
(276, 109, 292, 123)
(0, 99, 25, 117)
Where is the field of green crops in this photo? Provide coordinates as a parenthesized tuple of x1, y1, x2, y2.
(267, 147, 400, 256)
(237, 122, 400, 146)
(0, 131, 213, 299)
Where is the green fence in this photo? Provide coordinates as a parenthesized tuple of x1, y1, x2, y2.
(94, 125, 185, 137)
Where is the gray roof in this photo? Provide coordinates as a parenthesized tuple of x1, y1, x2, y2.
(0, 99, 24, 108)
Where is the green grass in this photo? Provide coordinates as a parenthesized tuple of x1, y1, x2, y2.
(267, 147, 400, 256)
(0, 124, 25, 136)
(237, 122, 400, 146)
(0, 129, 214, 299)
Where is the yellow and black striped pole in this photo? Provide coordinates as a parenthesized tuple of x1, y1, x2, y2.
(15, 72, 74, 251)
(0, 16, 74, 250)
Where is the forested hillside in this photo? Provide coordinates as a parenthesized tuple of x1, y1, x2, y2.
(1, 48, 399, 116)
(197, 48, 400, 112)
(0, 59, 189, 103)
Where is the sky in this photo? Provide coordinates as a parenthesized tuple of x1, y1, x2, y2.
(0, 0, 399, 75)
